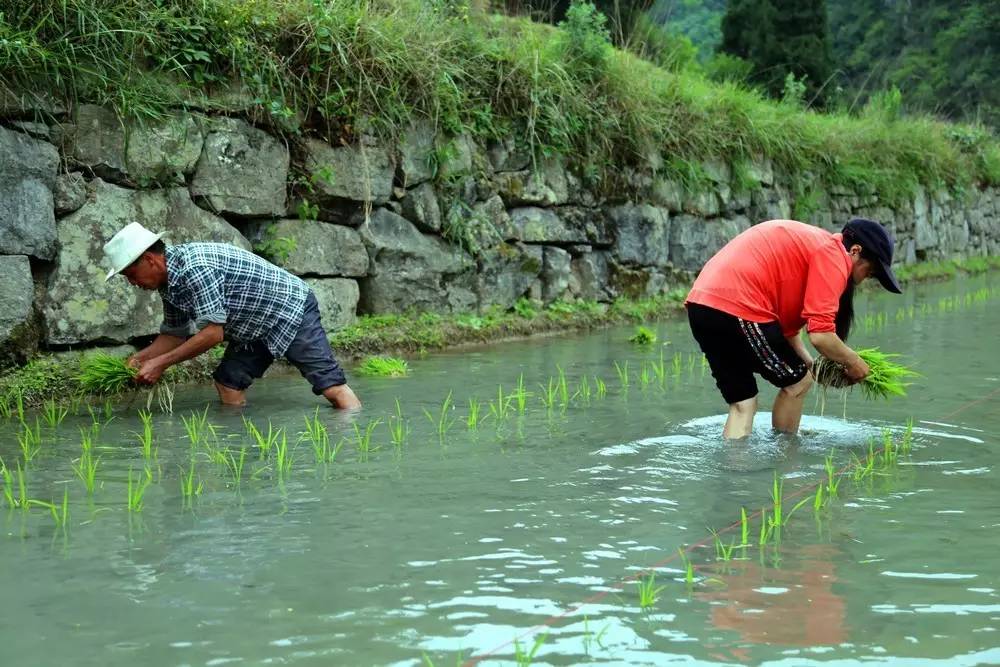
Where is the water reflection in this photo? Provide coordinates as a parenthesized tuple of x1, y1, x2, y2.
(698, 543, 848, 659)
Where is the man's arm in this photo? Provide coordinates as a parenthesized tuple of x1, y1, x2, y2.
(135, 324, 225, 385)
(129, 334, 186, 368)
(808, 331, 869, 382)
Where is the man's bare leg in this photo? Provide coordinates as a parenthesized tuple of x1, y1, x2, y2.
(321, 383, 362, 410)
(214, 381, 247, 407)
(772, 373, 813, 434)
(724, 396, 758, 439)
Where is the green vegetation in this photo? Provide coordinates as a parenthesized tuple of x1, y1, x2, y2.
(76, 353, 137, 394)
(1, 0, 995, 207)
(829, 0, 999, 127)
(628, 325, 657, 345)
(356, 355, 410, 378)
(720, 0, 832, 105)
(813, 348, 920, 400)
(0, 259, 992, 407)
(636, 571, 666, 608)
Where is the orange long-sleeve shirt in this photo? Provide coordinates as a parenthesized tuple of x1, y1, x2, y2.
(685, 220, 852, 338)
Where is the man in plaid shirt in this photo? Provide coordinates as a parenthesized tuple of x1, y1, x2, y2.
(101, 222, 361, 409)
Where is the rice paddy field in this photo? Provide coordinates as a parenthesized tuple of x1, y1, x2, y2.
(2, 273, 1000, 666)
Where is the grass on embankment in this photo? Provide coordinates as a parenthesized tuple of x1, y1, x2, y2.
(1, 0, 997, 204)
(0, 293, 687, 407)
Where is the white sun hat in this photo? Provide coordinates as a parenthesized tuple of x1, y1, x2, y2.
(103, 222, 165, 281)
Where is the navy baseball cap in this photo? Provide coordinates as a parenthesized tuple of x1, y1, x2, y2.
(842, 218, 902, 294)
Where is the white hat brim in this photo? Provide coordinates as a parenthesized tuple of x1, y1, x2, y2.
(104, 232, 165, 282)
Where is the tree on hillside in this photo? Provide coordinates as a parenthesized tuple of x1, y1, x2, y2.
(719, 0, 833, 105)
(829, 0, 999, 125)
(501, 0, 654, 45)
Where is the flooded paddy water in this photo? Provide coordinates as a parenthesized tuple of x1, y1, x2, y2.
(2, 274, 1000, 666)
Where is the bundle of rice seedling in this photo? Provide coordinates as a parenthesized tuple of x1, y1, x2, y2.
(812, 347, 919, 400)
(76, 353, 137, 394)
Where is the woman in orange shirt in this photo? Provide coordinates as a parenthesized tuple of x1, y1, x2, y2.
(686, 218, 902, 439)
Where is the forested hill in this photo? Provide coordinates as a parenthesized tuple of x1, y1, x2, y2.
(650, 0, 998, 126)
(829, 0, 999, 127)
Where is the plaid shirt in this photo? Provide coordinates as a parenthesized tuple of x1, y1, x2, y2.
(159, 243, 309, 357)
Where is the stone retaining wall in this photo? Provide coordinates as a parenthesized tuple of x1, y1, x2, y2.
(2, 103, 998, 364)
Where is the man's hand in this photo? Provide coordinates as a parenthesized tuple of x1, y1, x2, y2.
(126, 355, 142, 370)
(136, 358, 168, 385)
(844, 355, 870, 384)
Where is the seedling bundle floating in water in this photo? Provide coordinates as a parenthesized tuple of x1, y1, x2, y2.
(812, 347, 919, 400)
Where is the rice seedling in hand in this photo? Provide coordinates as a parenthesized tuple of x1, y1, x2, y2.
(77, 353, 137, 394)
(42, 399, 68, 428)
(637, 570, 665, 604)
(628, 326, 656, 345)
(812, 348, 919, 400)
(357, 355, 409, 377)
(388, 399, 409, 451)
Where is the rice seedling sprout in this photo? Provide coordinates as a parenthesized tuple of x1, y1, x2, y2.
(466, 398, 483, 430)
(127, 466, 151, 512)
(17, 418, 42, 463)
(180, 461, 203, 505)
(304, 408, 332, 463)
(424, 391, 457, 443)
(42, 399, 68, 428)
(135, 409, 156, 461)
(513, 633, 547, 666)
(636, 572, 666, 608)
(354, 419, 382, 462)
(274, 430, 294, 476)
(613, 361, 630, 390)
(388, 399, 409, 451)
(514, 373, 529, 414)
